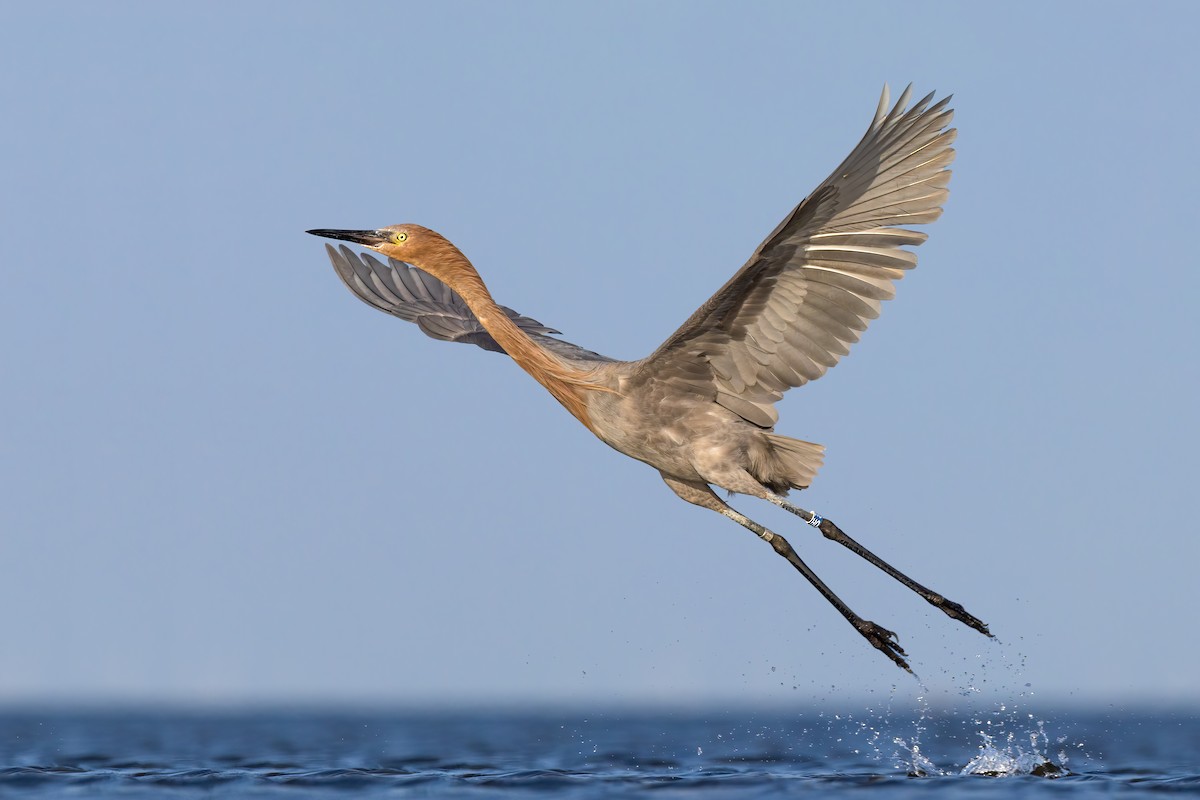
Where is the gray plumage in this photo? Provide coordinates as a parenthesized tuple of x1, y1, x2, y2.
(638, 85, 953, 429)
(325, 244, 614, 363)
(310, 85, 990, 672)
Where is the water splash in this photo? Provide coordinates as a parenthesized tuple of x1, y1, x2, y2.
(881, 708, 1067, 777)
(960, 717, 1064, 776)
(892, 735, 942, 776)
(825, 668, 1080, 778)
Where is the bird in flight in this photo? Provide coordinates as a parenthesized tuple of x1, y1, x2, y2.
(308, 85, 990, 672)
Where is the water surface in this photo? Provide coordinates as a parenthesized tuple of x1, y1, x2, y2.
(2, 706, 1196, 797)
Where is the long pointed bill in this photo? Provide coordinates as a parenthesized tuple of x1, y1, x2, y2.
(306, 228, 388, 246)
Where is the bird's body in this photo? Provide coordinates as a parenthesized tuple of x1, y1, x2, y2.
(587, 375, 823, 496)
(309, 85, 991, 672)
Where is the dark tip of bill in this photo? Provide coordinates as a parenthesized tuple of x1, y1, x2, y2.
(305, 229, 385, 245)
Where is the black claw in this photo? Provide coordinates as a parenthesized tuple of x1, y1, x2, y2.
(933, 597, 993, 637)
(856, 619, 911, 672)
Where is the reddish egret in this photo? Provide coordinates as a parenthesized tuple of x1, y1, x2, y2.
(308, 85, 990, 672)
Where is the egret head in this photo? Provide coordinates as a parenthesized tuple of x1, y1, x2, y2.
(306, 224, 467, 282)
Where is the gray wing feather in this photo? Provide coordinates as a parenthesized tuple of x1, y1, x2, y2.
(637, 85, 955, 428)
(323, 244, 613, 363)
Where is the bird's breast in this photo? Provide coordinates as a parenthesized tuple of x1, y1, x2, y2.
(583, 388, 749, 480)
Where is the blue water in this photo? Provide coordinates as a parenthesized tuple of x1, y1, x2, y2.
(2, 705, 1197, 797)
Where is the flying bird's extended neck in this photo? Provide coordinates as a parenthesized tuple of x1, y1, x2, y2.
(431, 250, 603, 431)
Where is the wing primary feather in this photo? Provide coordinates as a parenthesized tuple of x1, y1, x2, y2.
(635, 85, 953, 427)
(321, 245, 609, 361)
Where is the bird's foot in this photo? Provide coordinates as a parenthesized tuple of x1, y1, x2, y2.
(855, 619, 911, 673)
(927, 595, 992, 638)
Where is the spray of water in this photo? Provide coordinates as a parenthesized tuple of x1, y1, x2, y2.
(819, 637, 1090, 777)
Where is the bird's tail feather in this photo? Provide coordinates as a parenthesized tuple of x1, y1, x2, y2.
(759, 433, 825, 493)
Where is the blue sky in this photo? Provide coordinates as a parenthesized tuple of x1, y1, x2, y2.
(1, 1, 1197, 709)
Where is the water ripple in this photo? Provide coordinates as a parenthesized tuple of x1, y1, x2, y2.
(0, 708, 1195, 797)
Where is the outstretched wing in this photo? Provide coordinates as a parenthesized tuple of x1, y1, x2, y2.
(636, 85, 954, 428)
(323, 244, 613, 363)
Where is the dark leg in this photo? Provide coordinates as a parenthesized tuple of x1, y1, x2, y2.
(768, 494, 991, 637)
(661, 474, 913, 672)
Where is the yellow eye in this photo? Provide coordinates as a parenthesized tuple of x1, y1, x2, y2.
(392, 232, 408, 244)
